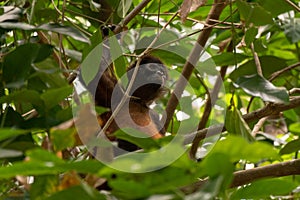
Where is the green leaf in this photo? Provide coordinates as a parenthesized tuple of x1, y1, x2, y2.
(231, 178, 297, 200)
(230, 56, 288, 82)
(0, 89, 44, 112)
(40, 86, 73, 109)
(202, 52, 248, 67)
(244, 27, 258, 47)
(82, 29, 102, 60)
(289, 122, 300, 136)
(0, 128, 29, 141)
(109, 35, 128, 81)
(45, 184, 106, 200)
(117, 0, 133, 18)
(0, 149, 104, 179)
(114, 128, 161, 150)
(236, 0, 273, 26)
(185, 176, 224, 200)
(225, 106, 254, 142)
(80, 43, 103, 85)
(30, 175, 58, 200)
(0, 148, 23, 158)
(3, 43, 52, 84)
(0, 22, 35, 30)
(258, 0, 295, 17)
(208, 135, 279, 163)
(280, 138, 300, 155)
(37, 23, 90, 43)
(50, 128, 76, 151)
(282, 19, 300, 43)
(0, 6, 22, 22)
(235, 74, 289, 103)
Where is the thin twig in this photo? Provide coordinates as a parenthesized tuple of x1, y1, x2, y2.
(269, 62, 300, 81)
(284, 0, 300, 12)
(251, 116, 268, 137)
(250, 42, 263, 76)
(114, 0, 152, 33)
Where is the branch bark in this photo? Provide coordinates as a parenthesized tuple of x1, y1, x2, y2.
(184, 96, 300, 145)
(182, 159, 300, 193)
(164, 0, 228, 130)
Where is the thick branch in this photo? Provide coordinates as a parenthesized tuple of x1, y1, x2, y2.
(164, 0, 228, 130)
(243, 96, 300, 123)
(182, 159, 300, 193)
(184, 96, 300, 145)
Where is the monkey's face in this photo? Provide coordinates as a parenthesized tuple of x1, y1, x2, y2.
(127, 62, 168, 105)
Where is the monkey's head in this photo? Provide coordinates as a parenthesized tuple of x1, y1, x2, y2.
(127, 56, 168, 106)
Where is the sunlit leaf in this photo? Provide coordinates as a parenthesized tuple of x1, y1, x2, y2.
(231, 178, 297, 199)
(235, 74, 289, 103)
(37, 23, 90, 43)
(208, 135, 279, 162)
(225, 106, 254, 142)
(40, 86, 73, 109)
(280, 139, 300, 155)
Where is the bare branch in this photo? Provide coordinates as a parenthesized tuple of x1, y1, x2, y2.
(243, 96, 300, 123)
(182, 159, 300, 193)
(269, 62, 300, 81)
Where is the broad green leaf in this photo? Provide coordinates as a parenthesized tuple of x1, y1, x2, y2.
(280, 139, 300, 155)
(50, 128, 76, 151)
(30, 175, 58, 200)
(0, 128, 29, 141)
(37, 23, 90, 43)
(244, 27, 258, 47)
(235, 74, 289, 103)
(80, 43, 103, 85)
(0, 6, 22, 22)
(45, 184, 106, 200)
(0, 148, 23, 158)
(109, 35, 127, 81)
(289, 122, 300, 136)
(117, 0, 133, 18)
(282, 19, 300, 43)
(0, 22, 35, 30)
(231, 178, 297, 200)
(114, 128, 161, 150)
(0, 150, 104, 179)
(202, 52, 248, 67)
(236, 0, 273, 26)
(0, 89, 44, 112)
(3, 43, 52, 84)
(208, 135, 279, 162)
(225, 106, 254, 142)
(40, 86, 73, 109)
(82, 29, 102, 60)
(185, 176, 224, 200)
(230, 56, 288, 82)
(258, 0, 295, 17)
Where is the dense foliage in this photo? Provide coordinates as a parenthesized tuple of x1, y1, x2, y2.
(0, 0, 300, 199)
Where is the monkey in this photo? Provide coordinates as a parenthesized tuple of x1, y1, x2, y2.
(97, 55, 168, 151)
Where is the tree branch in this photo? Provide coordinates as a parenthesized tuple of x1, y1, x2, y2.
(164, 0, 228, 130)
(182, 159, 300, 193)
(243, 96, 300, 123)
(184, 96, 300, 145)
